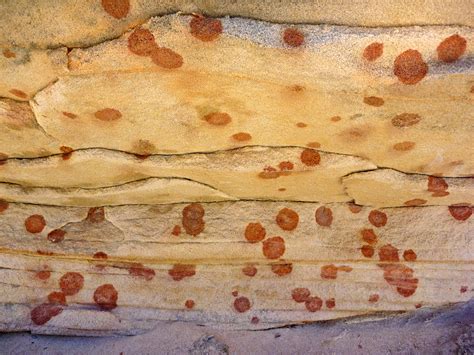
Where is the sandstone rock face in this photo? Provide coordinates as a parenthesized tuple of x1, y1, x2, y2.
(0, 1, 472, 338)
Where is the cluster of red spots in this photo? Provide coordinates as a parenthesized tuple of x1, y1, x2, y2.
(62, 111, 77, 119)
(320, 264, 353, 280)
(393, 49, 428, 85)
(168, 264, 196, 281)
(0, 199, 9, 212)
(171, 225, 181, 236)
(234, 296, 251, 313)
(283, 28, 304, 47)
(460, 286, 468, 293)
(59, 272, 84, 296)
(94, 284, 118, 310)
(296, 122, 307, 128)
(231, 132, 252, 142)
(391, 113, 421, 128)
(94, 108, 122, 121)
(360, 229, 378, 258)
(393, 141, 416, 152)
(271, 262, 293, 276)
(315, 206, 333, 227)
(368, 294, 379, 303)
(363, 42, 383, 61)
(378, 263, 418, 297)
(244, 222, 266, 243)
(262, 236, 286, 259)
(448, 204, 472, 221)
(404, 199, 427, 206)
(2, 49, 16, 58)
(203, 112, 232, 126)
(368, 210, 387, 227)
(9, 89, 28, 99)
(128, 263, 155, 281)
(300, 148, 320, 166)
(258, 161, 295, 179)
(47, 229, 66, 243)
(185, 299, 195, 309)
(86, 207, 105, 223)
(276, 208, 299, 231)
(189, 15, 223, 42)
(242, 265, 257, 277)
(101, 0, 129, 19)
(182, 203, 205, 236)
(363, 96, 385, 107)
(59, 146, 73, 160)
(427, 176, 449, 197)
(437, 34, 467, 63)
(306, 142, 321, 148)
(347, 202, 362, 214)
(25, 214, 46, 233)
(48, 291, 66, 305)
(290, 288, 329, 312)
(30, 304, 63, 325)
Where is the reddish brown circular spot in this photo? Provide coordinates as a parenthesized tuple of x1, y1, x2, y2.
(94, 108, 122, 121)
(203, 112, 232, 126)
(36, 270, 51, 280)
(25, 215, 46, 233)
(271, 263, 293, 276)
(242, 265, 257, 277)
(291, 288, 310, 303)
(3, 49, 16, 58)
(393, 141, 416, 151)
(59, 272, 84, 296)
(305, 296, 323, 312)
(62, 111, 77, 119)
(244, 222, 266, 243)
(363, 96, 385, 107)
(151, 47, 183, 69)
(185, 299, 195, 309)
(378, 244, 399, 262)
(128, 28, 157, 56)
(93, 284, 118, 310)
(189, 16, 223, 42)
(404, 199, 427, 206)
(47, 229, 66, 243)
(234, 296, 251, 313)
(278, 161, 294, 171)
(306, 142, 321, 148)
(48, 291, 66, 305)
(361, 245, 375, 258)
(363, 42, 383, 61)
(9, 89, 27, 99)
(448, 205, 472, 221)
(300, 148, 320, 166)
(368, 210, 387, 227)
(276, 208, 299, 231)
(86, 207, 105, 223)
(231, 290, 238, 297)
(251, 316, 259, 324)
(0, 199, 9, 212)
(182, 203, 205, 236)
(101, 0, 130, 19)
(437, 34, 467, 63)
(168, 264, 196, 281)
(296, 122, 307, 128)
(368, 294, 379, 303)
(93, 251, 108, 259)
(415, 303, 422, 309)
(460, 286, 468, 293)
(232, 132, 252, 141)
(283, 28, 304, 47)
(391, 113, 421, 128)
(361, 229, 377, 244)
(128, 263, 155, 281)
(403, 249, 417, 262)
(60, 146, 73, 160)
(262, 236, 285, 259)
(393, 49, 428, 85)
(325, 298, 336, 309)
(171, 225, 181, 236)
(30, 304, 63, 325)
(347, 202, 362, 213)
(330, 116, 342, 122)
(315, 206, 333, 227)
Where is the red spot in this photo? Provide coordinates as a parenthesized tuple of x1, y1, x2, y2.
(251, 316, 259, 324)
(151, 47, 183, 69)
(330, 116, 342, 122)
(203, 112, 231, 126)
(242, 265, 257, 277)
(170, 225, 181, 236)
(262, 237, 285, 259)
(278, 161, 294, 171)
(93, 284, 118, 310)
(368, 294, 379, 303)
(25, 215, 46, 233)
(415, 303, 422, 309)
(300, 148, 320, 166)
(60, 146, 73, 160)
(378, 244, 399, 262)
(361, 245, 375, 258)
(403, 249, 417, 262)
(231, 290, 238, 297)
(404, 199, 427, 206)
(363, 42, 383, 61)
(232, 132, 252, 141)
(48, 291, 66, 305)
(93, 251, 108, 259)
(363, 96, 385, 107)
(296, 122, 307, 128)
(276, 208, 299, 231)
(322, 298, 335, 310)
(258, 166, 280, 179)
(460, 286, 468, 293)
(361, 229, 377, 244)
(234, 296, 251, 313)
(3, 49, 16, 58)
(47, 229, 66, 243)
(30, 304, 63, 325)
(391, 113, 421, 127)
(36, 250, 56, 256)
(347, 202, 362, 213)
(448, 205, 472, 221)
(189, 16, 223, 42)
(0, 199, 9, 212)
(291, 288, 310, 303)
(86, 207, 105, 223)
(393, 141, 415, 151)
(315, 206, 333, 227)
(94, 108, 122, 121)
(393, 49, 428, 85)
(244, 222, 266, 243)
(101, 0, 129, 19)
(283, 28, 304, 47)
(321, 264, 352, 279)
(305, 296, 323, 312)
(128, 28, 157, 56)
(378, 263, 418, 297)
(368, 210, 387, 227)
(185, 299, 195, 309)
(62, 111, 77, 119)
(128, 263, 155, 281)
(428, 176, 449, 197)
(271, 263, 293, 276)
(168, 264, 196, 281)
(307, 142, 321, 148)
(9, 89, 28, 99)
(278, 188, 286, 192)
(182, 203, 205, 236)
(437, 34, 467, 63)
(59, 272, 84, 296)
(36, 270, 51, 280)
